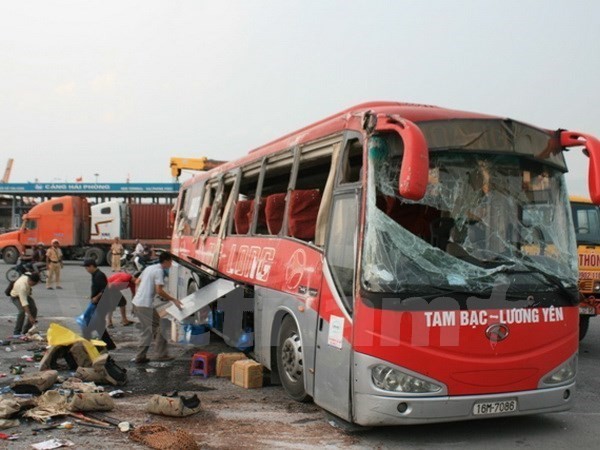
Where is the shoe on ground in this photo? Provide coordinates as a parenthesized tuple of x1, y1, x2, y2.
(121, 321, 134, 326)
(154, 355, 174, 362)
(56, 286, 63, 289)
(47, 287, 53, 290)
(134, 356, 150, 364)
(107, 324, 114, 329)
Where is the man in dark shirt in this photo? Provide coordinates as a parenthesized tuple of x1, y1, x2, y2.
(31, 243, 46, 273)
(83, 259, 116, 350)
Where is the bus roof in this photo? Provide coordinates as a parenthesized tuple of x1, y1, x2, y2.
(181, 101, 504, 188)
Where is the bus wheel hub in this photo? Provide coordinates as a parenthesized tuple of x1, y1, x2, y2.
(281, 333, 303, 383)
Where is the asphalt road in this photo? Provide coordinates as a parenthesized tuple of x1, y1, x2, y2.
(0, 262, 598, 449)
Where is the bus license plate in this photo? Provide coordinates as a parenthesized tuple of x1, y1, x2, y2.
(473, 400, 518, 416)
(579, 306, 595, 315)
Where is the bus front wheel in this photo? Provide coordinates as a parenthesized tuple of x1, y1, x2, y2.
(277, 316, 309, 402)
(579, 316, 591, 341)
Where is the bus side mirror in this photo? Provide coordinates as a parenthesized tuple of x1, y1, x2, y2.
(560, 130, 600, 205)
(376, 116, 429, 200)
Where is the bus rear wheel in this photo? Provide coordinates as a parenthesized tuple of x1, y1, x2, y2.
(579, 316, 590, 341)
(277, 316, 309, 402)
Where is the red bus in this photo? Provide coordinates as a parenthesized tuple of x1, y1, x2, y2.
(169, 102, 600, 425)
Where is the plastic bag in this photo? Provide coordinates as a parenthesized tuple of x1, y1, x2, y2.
(75, 302, 97, 329)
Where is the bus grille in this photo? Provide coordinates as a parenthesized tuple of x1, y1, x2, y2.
(579, 279, 594, 293)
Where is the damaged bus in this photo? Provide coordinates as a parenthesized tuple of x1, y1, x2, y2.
(168, 102, 600, 425)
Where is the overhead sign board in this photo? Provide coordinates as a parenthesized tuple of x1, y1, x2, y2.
(0, 183, 180, 195)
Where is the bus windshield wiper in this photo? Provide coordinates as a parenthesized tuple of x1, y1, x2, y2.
(495, 260, 579, 304)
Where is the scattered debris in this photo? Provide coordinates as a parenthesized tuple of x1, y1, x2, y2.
(9, 364, 24, 374)
(61, 378, 102, 394)
(32, 422, 73, 432)
(0, 398, 21, 419)
(68, 392, 114, 412)
(71, 419, 111, 430)
(108, 389, 124, 398)
(23, 390, 69, 422)
(0, 419, 20, 429)
(146, 392, 201, 417)
(129, 424, 199, 450)
(190, 351, 216, 377)
(11, 370, 58, 395)
(31, 438, 74, 449)
(92, 354, 127, 386)
(231, 359, 263, 389)
(216, 352, 246, 378)
(84, 412, 124, 427)
(67, 412, 113, 429)
(118, 421, 130, 432)
(0, 432, 19, 440)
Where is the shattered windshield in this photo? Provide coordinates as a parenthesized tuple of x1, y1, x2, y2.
(362, 133, 578, 309)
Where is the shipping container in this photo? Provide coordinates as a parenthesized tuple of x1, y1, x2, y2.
(129, 204, 174, 240)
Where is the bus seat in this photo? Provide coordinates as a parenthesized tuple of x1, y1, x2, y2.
(288, 189, 322, 240)
(243, 198, 268, 234)
(265, 193, 287, 235)
(385, 196, 433, 239)
(234, 200, 253, 234)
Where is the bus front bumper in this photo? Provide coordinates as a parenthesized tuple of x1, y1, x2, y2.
(352, 353, 574, 426)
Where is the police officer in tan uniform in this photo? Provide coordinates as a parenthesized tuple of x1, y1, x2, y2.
(110, 237, 124, 272)
(46, 239, 63, 289)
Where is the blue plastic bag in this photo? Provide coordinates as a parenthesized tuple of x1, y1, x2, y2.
(76, 302, 97, 330)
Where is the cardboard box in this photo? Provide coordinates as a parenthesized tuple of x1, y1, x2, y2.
(216, 352, 247, 378)
(231, 359, 263, 389)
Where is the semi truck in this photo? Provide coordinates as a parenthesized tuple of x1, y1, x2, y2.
(0, 196, 173, 265)
(570, 196, 600, 340)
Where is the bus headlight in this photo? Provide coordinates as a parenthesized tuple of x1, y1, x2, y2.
(594, 281, 600, 292)
(371, 365, 442, 393)
(542, 355, 577, 385)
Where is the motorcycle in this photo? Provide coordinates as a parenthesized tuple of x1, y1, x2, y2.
(6, 258, 48, 283)
(120, 249, 133, 267)
(123, 249, 162, 274)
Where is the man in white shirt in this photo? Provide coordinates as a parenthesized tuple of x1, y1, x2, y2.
(10, 272, 40, 336)
(133, 239, 144, 257)
(132, 240, 149, 271)
(132, 252, 182, 363)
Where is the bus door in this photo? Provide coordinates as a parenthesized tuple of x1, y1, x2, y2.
(314, 189, 359, 421)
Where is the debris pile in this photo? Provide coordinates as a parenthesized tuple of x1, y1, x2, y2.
(0, 322, 214, 448)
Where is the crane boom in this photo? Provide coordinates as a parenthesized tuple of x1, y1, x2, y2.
(170, 157, 226, 181)
(1, 158, 14, 183)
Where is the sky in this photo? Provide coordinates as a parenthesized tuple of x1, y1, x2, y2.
(1, 0, 599, 196)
